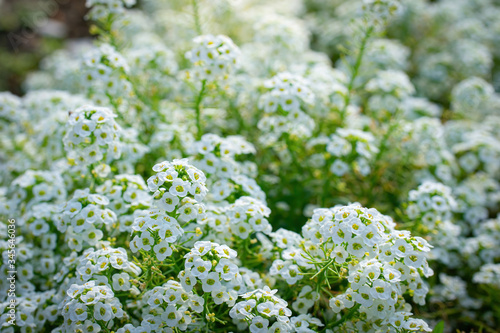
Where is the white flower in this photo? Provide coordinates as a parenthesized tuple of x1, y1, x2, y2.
(354, 285, 374, 308)
(169, 179, 190, 197)
(83, 227, 104, 245)
(189, 181, 208, 201)
(404, 251, 424, 268)
(147, 175, 163, 192)
(331, 223, 353, 244)
(193, 241, 214, 255)
(330, 159, 349, 176)
(83, 320, 101, 333)
(158, 222, 182, 243)
(191, 258, 212, 280)
(232, 222, 252, 239)
(347, 236, 367, 257)
(185, 34, 240, 81)
(112, 273, 131, 291)
(215, 258, 239, 280)
(157, 192, 179, 212)
(179, 268, 197, 292)
(154, 240, 173, 261)
(139, 233, 154, 251)
(212, 287, 230, 305)
(249, 316, 269, 333)
(190, 294, 205, 312)
(370, 279, 391, 300)
(29, 219, 49, 236)
(77, 261, 95, 281)
(69, 303, 88, 321)
(178, 203, 197, 222)
(393, 239, 413, 257)
(94, 302, 113, 322)
(163, 288, 182, 304)
(201, 272, 222, 293)
(214, 244, 237, 259)
(161, 305, 180, 327)
(331, 245, 348, 264)
(329, 296, 345, 314)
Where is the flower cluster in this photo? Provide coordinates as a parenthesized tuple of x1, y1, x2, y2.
(402, 118, 456, 184)
(23, 204, 58, 249)
(230, 286, 293, 332)
(137, 280, 203, 331)
(0, 291, 59, 331)
(188, 134, 265, 203)
(86, 0, 137, 21)
(74, 246, 141, 287)
(10, 170, 66, 212)
(453, 132, 500, 177)
(473, 264, 500, 287)
(253, 14, 309, 56)
(298, 204, 433, 331)
(1, 226, 39, 297)
(365, 69, 415, 117)
(130, 160, 207, 258)
(400, 97, 442, 120)
(327, 129, 379, 177)
(0, 91, 23, 125)
(81, 44, 134, 114)
(20, 91, 91, 168)
(306, 129, 379, 178)
(463, 216, 500, 268)
(185, 34, 241, 82)
(60, 281, 125, 332)
(3, 0, 500, 331)
(129, 208, 183, 260)
(96, 174, 151, 233)
(178, 241, 239, 305)
(451, 77, 498, 120)
(258, 72, 315, 144)
(56, 189, 117, 250)
(406, 181, 457, 230)
(147, 159, 208, 205)
(63, 105, 123, 169)
(205, 196, 272, 242)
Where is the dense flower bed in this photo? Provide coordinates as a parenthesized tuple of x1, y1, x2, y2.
(1, 0, 500, 332)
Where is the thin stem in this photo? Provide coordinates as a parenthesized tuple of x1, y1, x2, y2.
(340, 26, 374, 124)
(192, 0, 202, 35)
(203, 292, 210, 333)
(230, 100, 247, 133)
(310, 259, 335, 280)
(327, 304, 361, 330)
(459, 317, 497, 333)
(366, 108, 401, 206)
(284, 134, 303, 173)
(88, 164, 99, 191)
(195, 80, 207, 140)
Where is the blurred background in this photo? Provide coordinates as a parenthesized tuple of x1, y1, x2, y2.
(0, 0, 90, 95)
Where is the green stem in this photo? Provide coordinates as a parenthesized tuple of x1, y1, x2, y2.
(203, 292, 210, 333)
(284, 134, 302, 172)
(366, 108, 402, 206)
(328, 304, 361, 330)
(230, 100, 247, 133)
(88, 164, 99, 191)
(459, 317, 497, 333)
(195, 80, 207, 140)
(321, 162, 335, 207)
(310, 258, 335, 280)
(340, 26, 374, 125)
(192, 0, 202, 35)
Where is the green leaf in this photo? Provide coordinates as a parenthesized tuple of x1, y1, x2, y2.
(432, 321, 445, 333)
